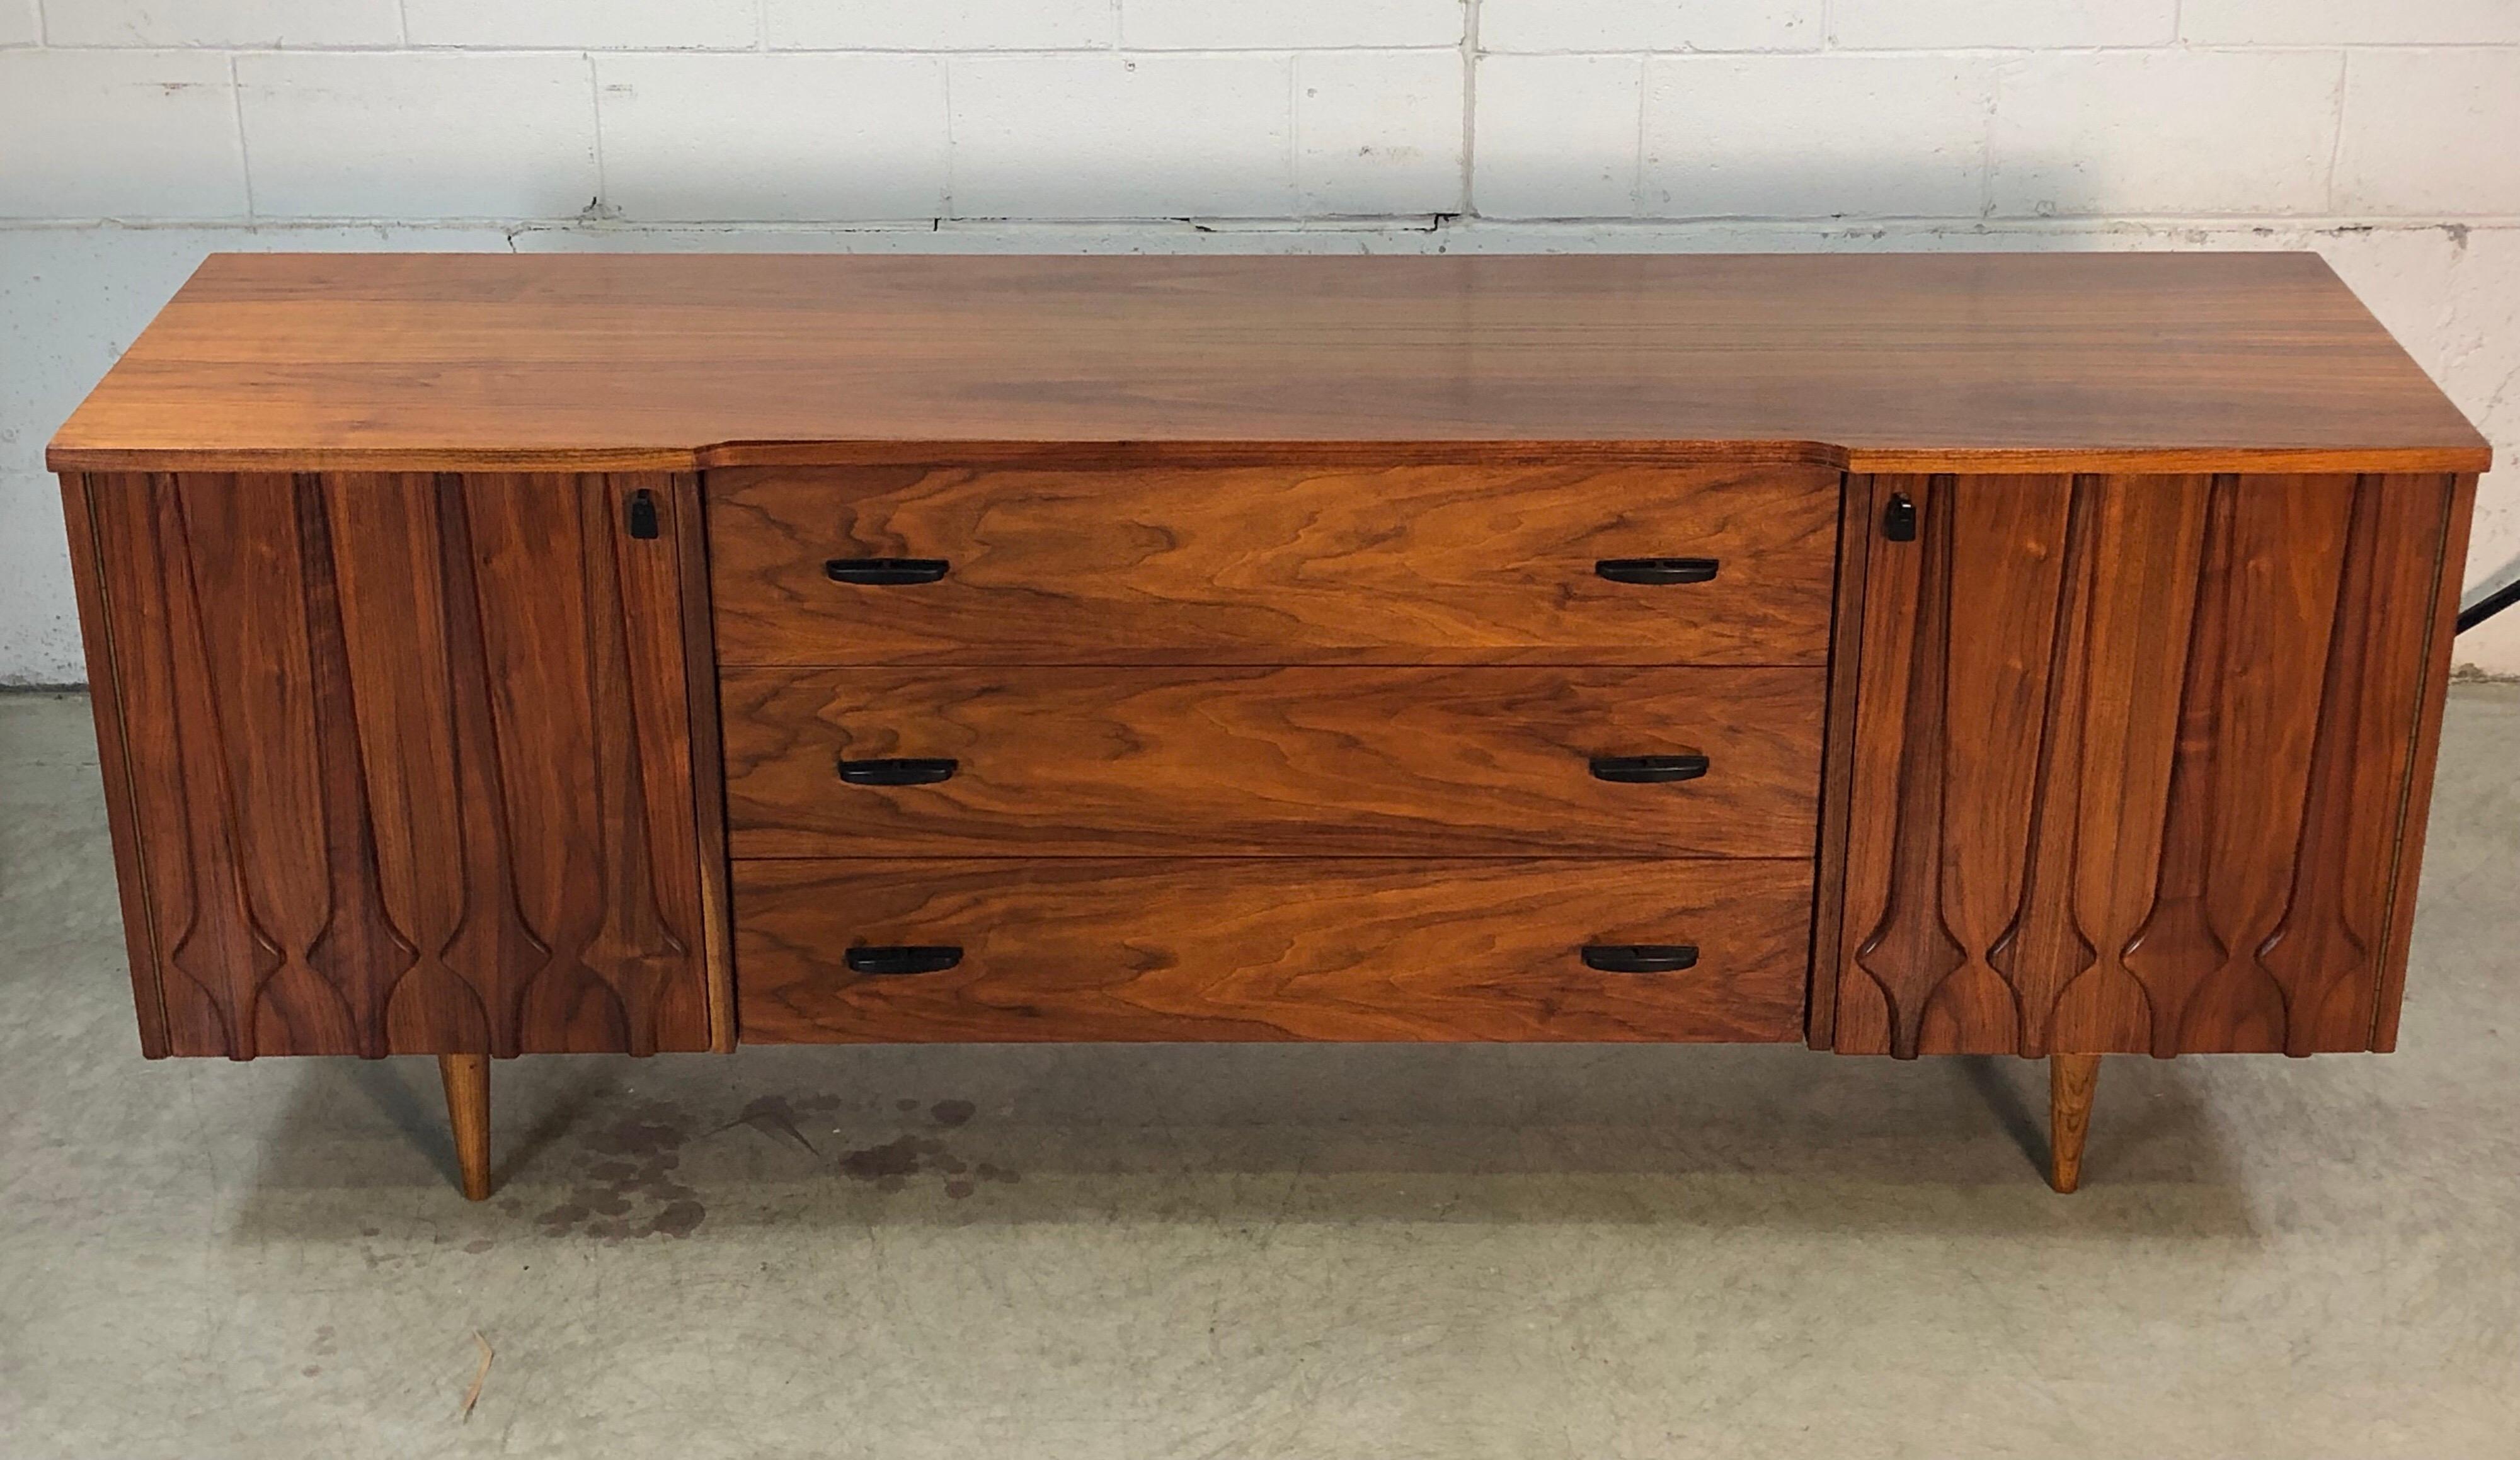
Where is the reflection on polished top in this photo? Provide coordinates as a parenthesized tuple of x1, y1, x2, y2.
(47, 250, 2489, 476)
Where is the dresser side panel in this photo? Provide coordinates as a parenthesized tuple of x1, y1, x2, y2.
(58, 473, 174, 1058)
(2370, 472, 2478, 1051)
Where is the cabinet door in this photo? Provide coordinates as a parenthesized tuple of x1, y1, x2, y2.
(62, 471, 727, 1058)
(1825, 472, 2466, 1058)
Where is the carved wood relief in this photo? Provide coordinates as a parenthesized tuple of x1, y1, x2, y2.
(1831, 472, 2456, 1057)
(69, 471, 718, 1058)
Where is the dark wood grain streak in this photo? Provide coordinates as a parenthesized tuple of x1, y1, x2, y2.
(1918, 475, 2085, 1054)
(2117, 476, 2245, 1056)
(1851, 476, 1969, 1058)
(396, 474, 544, 1056)
(708, 462, 1841, 667)
(1988, 475, 2100, 1056)
(2257, 477, 2383, 1052)
(69, 471, 716, 1057)
(1803, 470, 1870, 1049)
(671, 473, 739, 1052)
(721, 666, 1824, 859)
(158, 476, 289, 1057)
(47, 253, 2487, 476)
(85, 476, 233, 1054)
(735, 858, 1813, 1044)
(1831, 471, 2460, 1056)
(292, 473, 420, 1058)
(2046, 476, 2206, 1054)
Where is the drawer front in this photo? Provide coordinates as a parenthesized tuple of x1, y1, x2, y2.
(735, 858, 1813, 1043)
(707, 462, 1840, 664)
(723, 665, 1824, 858)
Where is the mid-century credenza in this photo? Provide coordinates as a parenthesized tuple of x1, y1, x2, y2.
(47, 253, 2488, 1199)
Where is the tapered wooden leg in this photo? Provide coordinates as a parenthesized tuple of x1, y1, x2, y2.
(2048, 1053, 2100, 1193)
(438, 1054, 493, 1201)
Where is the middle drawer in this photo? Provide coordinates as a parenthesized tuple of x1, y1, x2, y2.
(723, 664, 1824, 858)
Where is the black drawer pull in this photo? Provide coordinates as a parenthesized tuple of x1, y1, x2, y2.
(1882, 493, 1918, 542)
(844, 945, 964, 976)
(1581, 944, 1700, 974)
(1595, 557, 1719, 585)
(838, 756, 958, 787)
(827, 557, 949, 586)
(1589, 753, 1710, 784)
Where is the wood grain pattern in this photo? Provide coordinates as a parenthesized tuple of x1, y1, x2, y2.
(2049, 1053, 2100, 1194)
(70, 470, 719, 1057)
(47, 253, 2487, 476)
(670, 473, 740, 1054)
(1801, 471, 1876, 1049)
(721, 665, 1824, 858)
(57, 474, 173, 1056)
(1831, 471, 2460, 1056)
(708, 462, 1841, 666)
(2371, 472, 2480, 1051)
(735, 858, 1813, 1044)
(438, 1052, 492, 1201)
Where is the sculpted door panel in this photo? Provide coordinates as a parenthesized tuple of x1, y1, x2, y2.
(64, 471, 723, 1058)
(1830, 472, 2461, 1057)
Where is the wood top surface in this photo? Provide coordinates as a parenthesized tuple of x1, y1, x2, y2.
(48, 250, 2490, 474)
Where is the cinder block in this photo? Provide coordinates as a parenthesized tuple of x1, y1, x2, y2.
(406, 0, 760, 50)
(1298, 51, 1464, 215)
(43, 0, 400, 46)
(1, 0, 39, 47)
(1479, 0, 1818, 54)
(1831, 0, 2175, 49)
(1643, 54, 1995, 219)
(2336, 48, 2520, 215)
(238, 53, 600, 220)
(1991, 49, 2342, 216)
(598, 54, 949, 222)
(0, 51, 246, 219)
(766, 0, 1115, 50)
(1472, 54, 1642, 219)
(1123, 0, 1462, 49)
(950, 54, 1293, 219)
(2182, 0, 2520, 45)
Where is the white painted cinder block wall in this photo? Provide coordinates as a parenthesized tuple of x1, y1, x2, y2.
(3, 0, 2517, 682)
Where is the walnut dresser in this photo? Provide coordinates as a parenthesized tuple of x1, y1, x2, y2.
(47, 253, 2490, 1199)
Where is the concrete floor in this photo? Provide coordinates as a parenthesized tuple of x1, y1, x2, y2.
(1, 688, 2514, 1459)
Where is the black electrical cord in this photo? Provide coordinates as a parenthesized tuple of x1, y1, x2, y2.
(2458, 577, 2520, 634)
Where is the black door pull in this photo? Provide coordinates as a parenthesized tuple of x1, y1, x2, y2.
(838, 757, 958, 787)
(1595, 557, 1719, 585)
(1882, 493, 1918, 542)
(1581, 944, 1700, 974)
(827, 557, 950, 585)
(626, 489, 660, 540)
(1589, 754, 1711, 784)
(844, 945, 964, 976)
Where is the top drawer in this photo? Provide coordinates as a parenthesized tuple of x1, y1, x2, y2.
(707, 462, 1841, 665)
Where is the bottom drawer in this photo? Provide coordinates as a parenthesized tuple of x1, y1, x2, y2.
(735, 859, 1813, 1044)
